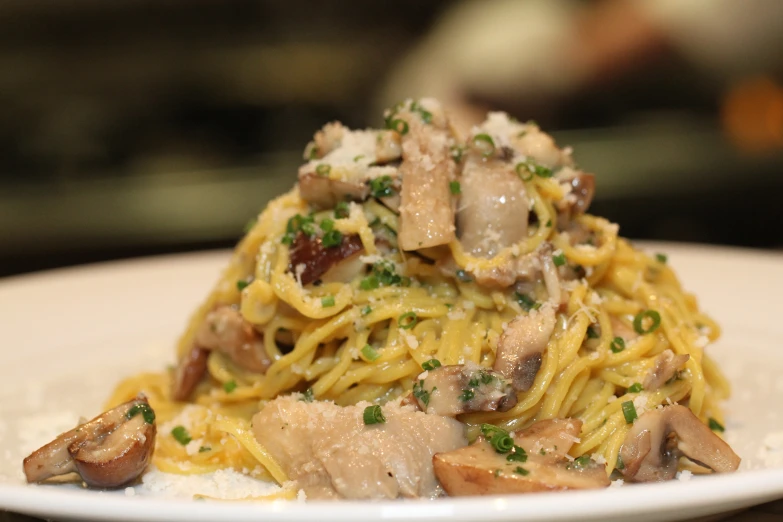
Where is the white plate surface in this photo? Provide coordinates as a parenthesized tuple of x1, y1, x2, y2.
(0, 243, 782, 522)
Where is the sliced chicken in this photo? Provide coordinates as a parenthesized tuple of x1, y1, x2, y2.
(252, 395, 467, 499)
(288, 232, 364, 286)
(413, 364, 517, 417)
(457, 156, 529, 258)
(23, 396, 156, 488)
(643, 350, 690, 391)
(619, 404, 741, 482)
(434, 419, 609, 496)
(195, 306, 271, 373)
(494, 304, 557, 391)
(397, 100, 457, 251)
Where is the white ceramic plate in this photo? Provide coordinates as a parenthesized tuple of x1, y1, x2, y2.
(1, 243, 782, 522)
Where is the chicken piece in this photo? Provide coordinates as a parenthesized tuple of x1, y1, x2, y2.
(434, 419, 609, 496)
(288, 232, 364, 286)
(413, 364, 517, 417)
(643, 350, 690, 391)
(619, 405, 741, 482)
(397, 99, 457, 251)
(252, 395, 467, 499)
(195, 306, 271, 373)
(23, 396, 156, 488)
(494, 303, 557, 392)
(457, 156, 529, 258)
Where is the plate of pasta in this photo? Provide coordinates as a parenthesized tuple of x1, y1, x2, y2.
(1, 99, 783, 522)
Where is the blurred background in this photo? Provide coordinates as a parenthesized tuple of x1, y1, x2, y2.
(1, 0, 782, 277)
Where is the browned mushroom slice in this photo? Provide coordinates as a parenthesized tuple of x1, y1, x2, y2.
(288, 232, 364, 286)
(433, 419, 609, 496)
(397, 101, 456, 251)
(457, 156, 529, 258)
(643, 350, 690, 391)
(171, 346, 209, 401)
(23, 396, 156, 488)
(413, 365, 517, 417)
(619, 404, 741, 482)
(195, 306, 271, 373)
(494, 304, 557, 392)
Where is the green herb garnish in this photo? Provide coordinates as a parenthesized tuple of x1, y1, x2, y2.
(472, 133, 496, 157)
(223, 380, 238, 393)
(633, 310, 661, 334)
(627, 382, 643, 393)
(708, 418, 725, 432)
(361, 344, 380, 362)
(422, 359, 441, 371)
(321, 295, 335, 307)
(315, 164, 331, 177)
(398, 311, 418, 330)
(171, 426, 192, 445)
(621, 401, 638, 424)
(126, 403, 156, 424)
(369, 176, 396, 198)
(610, 337, 626, 353)
(363, 405, 386, 425)
(449, 181, 461, 195)
(321, 229, 342, 248)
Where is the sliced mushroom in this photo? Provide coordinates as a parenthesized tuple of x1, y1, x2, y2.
(397, 100, 456, 251)
(494, 303, 557, 392)
(619, 404, 741, 482)
(298, 124, 402, 208)
(643, 350, 690, 391)
(288, 232, 364, 286)
(195, 305, 272, 373)
(510, 126, 569, 169)
(171, 345, 209, 401)
(23, 396, 156, 488)
(413, 364, 517, 417)
(457, 156, 529, 258)
(433, 419, 609, 496)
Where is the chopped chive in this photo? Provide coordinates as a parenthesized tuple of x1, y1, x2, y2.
(363, 405, 386, 425)
(306, 143, 319, 160)
(552, 252, 567, 267)
(633, 310, 661, 334)
(480, 424, 508, 440)
(586, 325, 599, 339)
(573, 455, 591, 468)
(539, 448, 547, 456)
(321, 295, 335, 307)
(514, 292, 539, 312)
(708, 418, 725, 432)
(319, 218, 335, 232)
(360, 275, 379, 290)
(610, 337, 626, 353)
(369, 175, 396, 198)
(459, 388, 475, 402)
(315, 164, 331, 177)
(412, 380, 430, 406)
(514, 466, 529, 476)
(300, 388, 314, 402)
(353, 154, 365, 162)
(321, 229, 342, 248)
(398, 311, 418, 330)
(545, 219, 552, 227)
(126, 403, 156, 424)
(506, 446, 527, 462)
(449, 181, 461, 195)
(171, 426, 192, 445)
(489, 433, 514, 453)
(236, 279, 251, 291)
(621, 401, 638, 424)
(655, 253, 668, 264)
(361, 305, 372, 316)
(361, 344, 381, 362)
(450, 144, 466, 163)
(515, 162, 534, 181)
(472, 133, 496, 157)
(334, 201, 350, 219)
(223, 380, 238, 393)
(616, 454, 625, 470)
(388, 118, 409, 135)
(198, 446, 211, 453)
(627, 382, 643, 393)
(422, 359, 441, 371)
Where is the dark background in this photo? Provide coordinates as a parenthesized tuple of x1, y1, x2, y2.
(1, 0, 782, 278)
